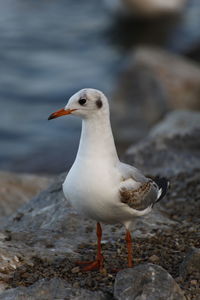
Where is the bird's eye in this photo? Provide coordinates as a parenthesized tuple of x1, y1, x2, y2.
(78, 98, 87, 106)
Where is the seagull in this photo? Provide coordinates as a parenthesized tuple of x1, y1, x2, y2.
(48, 88, 168, 271)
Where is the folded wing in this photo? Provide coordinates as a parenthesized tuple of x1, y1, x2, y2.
(118, 162, 169, 211)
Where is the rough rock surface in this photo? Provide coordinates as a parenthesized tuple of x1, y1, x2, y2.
(179, 248, 200, 279)
(112, 47, 200, 147)
(0, 171, 53, 218)
(0, 278, 108, 300)
(114, 264, 186, 300)
(125, 110, 200, 177)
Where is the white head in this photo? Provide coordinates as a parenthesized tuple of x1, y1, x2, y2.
(48, 88, 109, 120)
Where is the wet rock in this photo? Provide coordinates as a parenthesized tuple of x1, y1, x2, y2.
(114, 264, 186, 300)
(179, 248, 200, 279)
(112, 47, 200, 146)
(0, 171, 53, 218)
(0, 278, 108, 300)
(104, 0, 186, 18)
(125, 110, 200, 177)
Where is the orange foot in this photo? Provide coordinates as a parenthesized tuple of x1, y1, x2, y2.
(76, 255, 104, 271)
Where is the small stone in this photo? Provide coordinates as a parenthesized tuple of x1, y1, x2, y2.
(149, 254, 159, 263)
(72, 281, 80, 288)
(117, 249, 121, 255)
(14, 256, 19, 263)
(10, 264, 16, 270)
(114, 264, 186, 300)
(71, 266, 80, 273)
(190, 279, 197, 286)
(100, 268, 107, 276)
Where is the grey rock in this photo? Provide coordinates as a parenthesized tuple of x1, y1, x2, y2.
(0, 171, 53, 219)
(125, 110, 200, 177)
(150, 110, 200, 139)
(179, 248, 200, 279)
(114, 264, 186, 300)
(1, 173, 101, 257)
(112, 47, 200, 147)
(0, 278, 108, 300)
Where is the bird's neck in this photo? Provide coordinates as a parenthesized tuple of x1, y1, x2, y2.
(76, 113, 119, 164)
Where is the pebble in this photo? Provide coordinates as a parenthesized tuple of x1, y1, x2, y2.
(190, 280, 197, 285)
(71, 266, 80, 274)
(100, 268, 107, 276)
(149, 254, 160, 263)
(73, 281, 80, 288)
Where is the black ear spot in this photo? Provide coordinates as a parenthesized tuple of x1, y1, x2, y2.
(96, 98, 103, 109)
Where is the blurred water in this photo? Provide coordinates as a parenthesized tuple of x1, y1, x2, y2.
(1, 0, 200, 174)
(0, 0, 120, 173)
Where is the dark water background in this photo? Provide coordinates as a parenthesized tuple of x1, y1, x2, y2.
(1, 0, 200, 174)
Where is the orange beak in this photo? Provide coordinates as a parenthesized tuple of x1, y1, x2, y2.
(48, 108, 77, 120)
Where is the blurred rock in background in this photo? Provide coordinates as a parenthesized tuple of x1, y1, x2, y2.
(111, 47, 200, 151)
(0, 172, 53, 219)
(104, 0, 187, 18)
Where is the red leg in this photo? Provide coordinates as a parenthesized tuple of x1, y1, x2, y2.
(76, 222, 104, 271)
(96, 222, 104, 269)
(125, 229, 133, 268)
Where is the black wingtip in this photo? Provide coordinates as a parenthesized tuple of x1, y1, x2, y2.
(154, 176, 169, 202)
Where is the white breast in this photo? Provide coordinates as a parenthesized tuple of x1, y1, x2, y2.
(63, 157, 124, 223)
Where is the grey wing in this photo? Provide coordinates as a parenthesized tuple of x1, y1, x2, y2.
(119, 180, 159, 211)
(118, 162, 168, 211)
(118, 162, 148, 183)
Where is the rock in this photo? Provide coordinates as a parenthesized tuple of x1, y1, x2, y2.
(190, 279, 198, 285)
(149, 110, 200, 138)
(1, 174, 100, 252)
(104, 0, 187, 18)
(112, 47, 200, 147)
(179, 248, 200, 279)
(125, 110, 200, 177)
(0, 278, 107, 300)
(149, 254, 159, 263)
(0, 171, 53, 218)
(114, 263, 186, 300)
